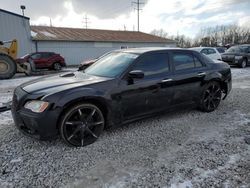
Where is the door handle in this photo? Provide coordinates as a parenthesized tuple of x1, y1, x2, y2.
(197, 72, 206, 77)
(161, 78, 173, 83)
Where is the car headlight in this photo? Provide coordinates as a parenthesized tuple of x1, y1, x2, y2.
(24, 100, 49, 113)
(235, 56, 242, 60)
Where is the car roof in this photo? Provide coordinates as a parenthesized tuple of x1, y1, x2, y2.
(190, 47, 217, 50)
(113, 47, 190, 54)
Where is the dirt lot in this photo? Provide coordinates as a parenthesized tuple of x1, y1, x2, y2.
(0, 68, 250, 188)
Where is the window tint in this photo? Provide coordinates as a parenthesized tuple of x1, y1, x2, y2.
(41, 53, 51, 58)
(201, 49, 208, 55)
(31, 53, 41, 59)
(85, 52, 138, 78)
(227, 46, 240, 53)
(208, 49, 216, 54)
(133, 53, 169, 77)
(173, 53, 195, 70)
(240, 46, 249, 53)
(194, 56, 203, 68)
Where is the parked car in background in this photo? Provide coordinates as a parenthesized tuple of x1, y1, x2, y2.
(12, 48, 232, 147)
(16, 52, 66, 70)
(78, 52, 112, 71)
(78, 59, 96, 71)
(216, 47, 226, 54)
(190, 47, 222, 61)
(221, 44, 250, 68)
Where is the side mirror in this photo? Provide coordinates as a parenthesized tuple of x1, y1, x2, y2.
(128, 70, 144, 79)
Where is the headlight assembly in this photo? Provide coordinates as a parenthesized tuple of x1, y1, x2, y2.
(24, 100, 49, 113)
(235, 56, 242, 60)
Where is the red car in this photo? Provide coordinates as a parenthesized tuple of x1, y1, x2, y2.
(16, 52, 66, 70)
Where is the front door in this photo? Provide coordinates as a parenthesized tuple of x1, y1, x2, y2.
(118, 52, 174, 120)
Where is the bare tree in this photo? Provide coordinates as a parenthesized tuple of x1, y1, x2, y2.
(151, 25, 250, 48)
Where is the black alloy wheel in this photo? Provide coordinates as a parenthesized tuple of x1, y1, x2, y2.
(60, 103, 105, 147)
(239, 59, 247, 68)
(200, 82, 222, 112)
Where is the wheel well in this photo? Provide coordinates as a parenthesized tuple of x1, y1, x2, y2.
(53, 61, 61, 65)
(57, 97, 109, 129)
(207, 79, 227, 93)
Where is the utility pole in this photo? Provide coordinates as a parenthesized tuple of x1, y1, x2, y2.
(50, 18, 53, 27)
(83, 15, 90, 29)
(132, 0, 144, 32)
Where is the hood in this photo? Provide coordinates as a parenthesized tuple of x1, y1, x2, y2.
(21, 71, 112, 94)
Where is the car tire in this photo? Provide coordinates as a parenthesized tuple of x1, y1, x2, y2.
(53, 62, 62, 71)
(239, 58, 247, 68)
(199, 81, 222, 112)
(59, 103, 105, 147)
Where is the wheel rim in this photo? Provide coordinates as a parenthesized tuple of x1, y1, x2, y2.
(62, 105, 104, 146)
(242, 60, 246, 68)
(0, 60, 9, 73)
(203, 84, 222, 111)
(54, 63, 61, 70)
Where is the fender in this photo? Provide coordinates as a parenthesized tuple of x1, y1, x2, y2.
(203, 71, 223, 84)
(50, 87, 108, 107)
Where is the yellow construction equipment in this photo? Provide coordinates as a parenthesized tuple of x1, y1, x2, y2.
(0, 39, 33, 79)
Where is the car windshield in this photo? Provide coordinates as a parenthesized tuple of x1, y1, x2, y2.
(227, 46, 241, 53)
(84, 52, 138, 78)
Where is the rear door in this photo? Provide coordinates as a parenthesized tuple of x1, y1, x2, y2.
(170, 50, 207, 104)
(40, 53, 52, 67)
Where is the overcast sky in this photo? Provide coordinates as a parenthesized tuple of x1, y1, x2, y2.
(1, 0, 250, 38)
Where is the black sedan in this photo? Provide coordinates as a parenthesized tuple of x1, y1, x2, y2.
(221, 44, 250, 68)
(11, 48, 232, 147)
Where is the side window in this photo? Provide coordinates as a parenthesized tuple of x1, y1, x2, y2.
(208, 49, 216, 54)
(41, 53, 50, 58)
(31, 53, 41, 59)
(49, 53, 54, 57)
(133, 53, 169, 77)
(201, 49, 208, 55)
(194, 56, 203, 68)
(173, 53, 195, 71)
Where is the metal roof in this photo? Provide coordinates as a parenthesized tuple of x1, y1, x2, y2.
(116, 47, 182, 54)
(31, 26, 175, 43)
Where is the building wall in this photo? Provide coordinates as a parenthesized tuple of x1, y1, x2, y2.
(35, 41, 176, 65)
(0, 10, 32, 57)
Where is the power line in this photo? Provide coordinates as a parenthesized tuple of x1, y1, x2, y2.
(83, 14, 90, 29)
(132, 0, 144, 32)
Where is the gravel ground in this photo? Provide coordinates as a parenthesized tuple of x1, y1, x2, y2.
(0, 68, 250, 188)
